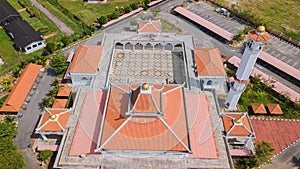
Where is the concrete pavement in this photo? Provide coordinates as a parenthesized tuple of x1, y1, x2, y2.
(14, 68, 56, 169)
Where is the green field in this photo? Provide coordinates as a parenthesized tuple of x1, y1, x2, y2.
(0, 29, 23, 75)
(57, 0, 142, 25)
(231, 0, 300, 42)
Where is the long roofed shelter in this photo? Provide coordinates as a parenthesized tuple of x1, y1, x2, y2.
(0, 0, 45, 54)
(0, 0, 21, 26)
(0, 63, 42, 113)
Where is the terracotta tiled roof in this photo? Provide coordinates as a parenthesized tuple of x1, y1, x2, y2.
(36, 108, 71, 132)
(69, 92, 106, 156)
(98, 84, 190, 152)
(248, 29, 270, 42)
(52, 99, 68, 108)
(57, 87, 71, 97)
(69, 45, 103, 73)
(0, 63, 42, 113)
(251, 103, 267, 114)
(138, 21, 161, 33)
(267, 104, 283, 115)
(251, 118, 300, 154)
(194, 48, 226, 76)
(221, 113, 254, 136)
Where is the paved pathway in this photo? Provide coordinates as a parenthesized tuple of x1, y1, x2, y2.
(29, 0, 74, 35)
(14, 68, 56, 169)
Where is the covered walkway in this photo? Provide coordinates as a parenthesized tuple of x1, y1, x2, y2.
(174, 7, 234, 41)
(259, 51, 300, 80)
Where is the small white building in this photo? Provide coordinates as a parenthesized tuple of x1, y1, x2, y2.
(69, 45, 103, 87)
(194, 48, 227, 90)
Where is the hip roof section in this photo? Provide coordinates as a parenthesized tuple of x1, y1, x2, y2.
(70, 45, 103, 73)
(99, 84, 190, 152)
(194, 48, 226, 77)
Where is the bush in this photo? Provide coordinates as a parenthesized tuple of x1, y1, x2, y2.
(110, 11, 120, 19)
(130, 2, 139, 10)
(50, 53, 68, 76)
(144, 0, 151, 5)
(124, 6, 132, 13)
(46, 42, 56, 54)
(97, 15, 108, 25)
(60, 36, 71, 47)
(39, 150, 53, 161)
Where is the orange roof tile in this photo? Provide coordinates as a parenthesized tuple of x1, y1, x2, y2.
(222, 113, 254, 136)
(138, 21, 161, 33)
(248, 29, 270, 42)
(267, 104, 283, 115)
(251, 103, 267, 114)
(99, 84, 190, 152)
(52, 99, 68, 108)
(56, 87, 71, 97)
(69, 45, 103, 73)
(0, 63, 42, 113)
(194, 48, 226, 76)
(36, 108, 71, 132)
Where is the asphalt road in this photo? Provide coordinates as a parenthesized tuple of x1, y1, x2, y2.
(30, 0, 74, 35)
(14, 68, 56, 169)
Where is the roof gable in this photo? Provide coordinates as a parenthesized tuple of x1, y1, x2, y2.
(52, 99, 68, 108)
(138, 21, 161, 33)
(267, 104, 283, 115)
(70, 45, 103, 73)
(194, 48, 226, 76)
(0, 63, 42, 113)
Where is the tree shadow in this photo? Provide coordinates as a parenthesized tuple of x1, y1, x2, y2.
(292, 156, 300, 168)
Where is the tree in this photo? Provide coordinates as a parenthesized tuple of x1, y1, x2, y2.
(50, 53, 68, 76)
(60, 36, 71, 47)
(238, 141, 275, 168)
(97, 15, 108, 25)
(46, 42, 56, 54)
(124, 6, 132, 13)
(39, 150, 53, 161)
(110, 11, 120, 19)
(130, 2, 139, 10)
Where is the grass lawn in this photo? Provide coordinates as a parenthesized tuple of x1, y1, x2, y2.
(161, 19, 184, 34)
(0, 29, 23, 75)
(37, 0, 81, 33)
(233, 0, 300, 42)
(238, 78, 300, 119)
(57, 0, 142, 25)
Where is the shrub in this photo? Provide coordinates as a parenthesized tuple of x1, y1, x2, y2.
(124, 6, 132, 13)
(39, 150, 53, 161)
(46, 42, 56, 54)
(60, 36, 71, 47)
(97, 15, 108, 25)
(130, 2, 139, 10)
(144, 0, 151, 5)
(110, 11, 120, 19)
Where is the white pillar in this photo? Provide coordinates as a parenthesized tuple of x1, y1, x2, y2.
(225, 27, 270, 110)
(41, 133, 48, 141)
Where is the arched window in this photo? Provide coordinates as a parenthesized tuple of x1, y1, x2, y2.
(207, 80, 212, 85)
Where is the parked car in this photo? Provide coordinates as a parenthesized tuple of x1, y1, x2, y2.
(216, 7, 230, 16)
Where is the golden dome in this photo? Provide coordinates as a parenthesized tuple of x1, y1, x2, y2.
(142, 83, 150, 90)
(50, 114, 57, 120)
(256, 25, 266, 33)
(234, 118, 242, 124)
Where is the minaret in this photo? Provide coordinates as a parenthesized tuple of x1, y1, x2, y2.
(225, 26, 270, 110)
